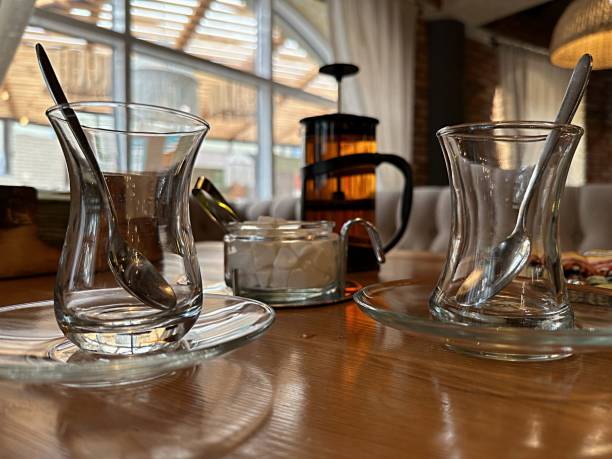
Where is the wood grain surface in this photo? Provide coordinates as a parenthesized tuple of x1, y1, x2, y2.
(1, 249, 612, 459)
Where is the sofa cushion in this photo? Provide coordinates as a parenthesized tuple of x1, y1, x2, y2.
(270, 197, 300, 220)
(559, 187, 582, 252)
(245, 200, 272, 221)
(377, 191, 401, 244)
(190, 185, 612, 254)
(431, 188, 452, 254)
(397, 186, 443, 251)
(578, 184, 612, 252)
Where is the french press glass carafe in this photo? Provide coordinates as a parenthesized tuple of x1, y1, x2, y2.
(300, 64, 412, 271)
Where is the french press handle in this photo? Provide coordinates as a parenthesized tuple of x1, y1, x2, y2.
(301, 153, 413, 252)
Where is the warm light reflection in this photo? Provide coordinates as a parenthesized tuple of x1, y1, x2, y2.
(435, 385, 461, 459)
(275, 349, 306, 432)
(524, 414, 542, 448)
(580, 405, 612, 457)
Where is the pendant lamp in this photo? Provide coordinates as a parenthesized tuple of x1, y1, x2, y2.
(550, 0, 612, 69)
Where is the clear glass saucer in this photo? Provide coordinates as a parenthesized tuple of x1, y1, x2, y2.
(354, 278, 612, 361)
(0, 294, 274, 385)
(208, 277, 363, 308)
(269, 280, 362, 308)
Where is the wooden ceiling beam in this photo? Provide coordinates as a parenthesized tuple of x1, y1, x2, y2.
(176, 0, 212, 50)
(224, 67, 323, 142)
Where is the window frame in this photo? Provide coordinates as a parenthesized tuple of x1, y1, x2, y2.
(0, 119, 7, 175)
(28, 0, 335, 199)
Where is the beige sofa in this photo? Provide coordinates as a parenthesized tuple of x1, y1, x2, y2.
(190, 184, 612, 253)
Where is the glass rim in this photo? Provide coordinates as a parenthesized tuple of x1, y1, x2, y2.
(225, 220, 335, 233)
(437, 121, 584, 140)
(46, 100, 210, 136)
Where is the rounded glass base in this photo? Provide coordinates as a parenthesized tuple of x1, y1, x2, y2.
(62, 315, 198, 355)
(0, 294, 274, 384)
(429, 285, 574, 331)
(444, 344, 572, 361)
(236, 283, 338, 305)
(55, 288, 202, 355)
(429, 299, 575, 332)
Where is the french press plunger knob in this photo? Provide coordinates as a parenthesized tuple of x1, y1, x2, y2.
(319, 63, 359, 113)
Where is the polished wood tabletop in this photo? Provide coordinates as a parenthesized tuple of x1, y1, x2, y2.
(2, 248, 612, 458)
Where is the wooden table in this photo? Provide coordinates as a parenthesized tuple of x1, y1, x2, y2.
(2, 249, 612, 458)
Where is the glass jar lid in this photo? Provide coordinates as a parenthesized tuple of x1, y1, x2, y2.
(225, 220, 335, 240)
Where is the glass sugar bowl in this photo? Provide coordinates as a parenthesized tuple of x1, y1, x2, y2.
(224, 218, 384, 304)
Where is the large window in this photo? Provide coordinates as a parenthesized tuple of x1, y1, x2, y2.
(0, 25, 113, 191)
(0, 0, 336, 199)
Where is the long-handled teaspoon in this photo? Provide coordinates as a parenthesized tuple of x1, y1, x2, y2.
(36, 43, 177, 310)
(456, 53, 592, 307)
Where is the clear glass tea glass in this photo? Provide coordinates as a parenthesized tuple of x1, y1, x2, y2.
(430, 122, 583, 332)
(47, 102, 209, 355)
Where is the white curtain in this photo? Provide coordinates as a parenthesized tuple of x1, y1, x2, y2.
(0, 0, 36, 86)
(498, 44, 586, 186)
(329, 0, 417, 191)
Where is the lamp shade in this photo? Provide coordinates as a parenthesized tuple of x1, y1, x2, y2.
(550, 0, 612, 69)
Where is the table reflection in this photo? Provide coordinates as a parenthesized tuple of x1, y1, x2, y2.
(0, 360, 273, 458)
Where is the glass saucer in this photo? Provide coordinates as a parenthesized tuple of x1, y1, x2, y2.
(269, 280, 363, 308)
(0, 294, 274, 385)
(354, 278, 612, 361)
(212, 278, 362, 308)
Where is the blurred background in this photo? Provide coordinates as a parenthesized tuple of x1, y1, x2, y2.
(0, 0, 337, 202)
(0, 0, 609, 204)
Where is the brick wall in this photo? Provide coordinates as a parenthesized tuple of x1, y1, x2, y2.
(411, 24, 611, 185)
(411, 20, 428, 186)
(585, 70, 612, 183)
(463, 39, 498, 123)
(411, 27, 499, 186)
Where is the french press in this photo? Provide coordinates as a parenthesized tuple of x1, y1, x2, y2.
(300, 64, 412, 271)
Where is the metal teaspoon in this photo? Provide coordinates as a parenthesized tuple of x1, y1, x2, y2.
(455, 53, 592, 307)
(36, 43, 177, 310)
